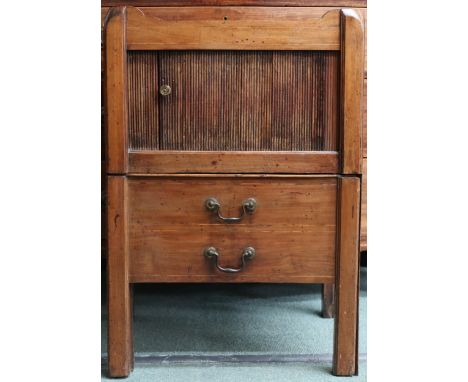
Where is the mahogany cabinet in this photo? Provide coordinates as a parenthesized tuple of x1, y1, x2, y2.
(101, 3, 367, 254)
(102, 1, 365, 377)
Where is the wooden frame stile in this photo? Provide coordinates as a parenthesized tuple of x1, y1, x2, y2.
(332, 8, 364, 376)
(107, 176, 134, 377)
(340, 8, 364, 175)
(106, 6, 128, 174)
(106, 7, 134, 378)
(333, 176, 361, 376)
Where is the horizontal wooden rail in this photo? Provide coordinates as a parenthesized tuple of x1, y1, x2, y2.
(128, 151, 339, 174)
(130, 274, 335, 283)
(126, 7, 340, 50)
(103, 1, 366, 7)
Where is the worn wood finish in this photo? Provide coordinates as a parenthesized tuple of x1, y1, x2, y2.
(104, 0, 367, 6)
(340, 9, 364, 174)
(333, 176, 360, 376)
(360, 158, 367, 251)
(107, 176, 133, 377)
(102, 8, 110, 259)
(355, 10, 366, 249)
(120, 8, 368, 76)
(128, 50, 339, 151)
(361, 9, 367, 78)
(129, 151, 339, 174)
(362, 78, 367, 158)
(126, 7, 340, 50)
(127, 176, 337, 282)
(130, 228, 336, 283)
(102, 162, 107, 258)
(322, 283, 335, 318)
(105, 7, 128, 174)
(361, 12, 367, 249)
(128, 173, 338, 178)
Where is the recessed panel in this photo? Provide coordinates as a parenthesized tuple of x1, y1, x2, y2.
(128, 50, 339, 152)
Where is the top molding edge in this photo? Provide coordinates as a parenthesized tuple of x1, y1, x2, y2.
(101, 1, 367, 8)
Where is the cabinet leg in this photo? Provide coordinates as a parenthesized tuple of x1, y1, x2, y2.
(322, 284, 335, 318)
(332, 177, 360, 376)
(107, 176, 133, 377)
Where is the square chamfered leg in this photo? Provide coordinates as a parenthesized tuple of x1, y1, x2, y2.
(322, 283, 336, 318)
(333, 177, 361, 376)
(107, 176, 134, 377)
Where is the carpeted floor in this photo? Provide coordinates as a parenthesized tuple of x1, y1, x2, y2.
(101, 267, 366, 381)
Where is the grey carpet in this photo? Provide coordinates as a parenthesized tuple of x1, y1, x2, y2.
(101, 267, 366, 381)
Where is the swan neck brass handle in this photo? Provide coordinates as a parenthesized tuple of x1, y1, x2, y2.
(205, 197, 256, 223)
(204, 246, 256, 273)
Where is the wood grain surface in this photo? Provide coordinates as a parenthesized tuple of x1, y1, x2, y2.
(360, 158, 367, 251)
(360, 12, 367, 250)
(128, 151, 339, 174)
(103, 0, 367, 6)
(363, 78, 367, 158)
(127, 176, 337, 282)
(340, 8, 364, 174)
(333, 176, 360, 376)
(126, 7, 341, 50)
(105, 7, 128, 174)
(127, 176, 337, 226)
(107, 176, 133, 377)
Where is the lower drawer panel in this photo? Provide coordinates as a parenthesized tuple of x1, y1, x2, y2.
(129, 227, 336, 283)
(127, 176, 337, 283)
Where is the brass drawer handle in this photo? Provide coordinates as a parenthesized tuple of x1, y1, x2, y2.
(204, 246, 256, 274)
(205, 197, 256, 223)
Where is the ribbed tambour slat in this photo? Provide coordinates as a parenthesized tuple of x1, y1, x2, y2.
(127, 51, 159, 150)
(128, 51, 339, 151)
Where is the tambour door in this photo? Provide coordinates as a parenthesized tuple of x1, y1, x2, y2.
(129, 50, 339, 152)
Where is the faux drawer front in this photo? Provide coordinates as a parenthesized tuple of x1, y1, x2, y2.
(128, 176, 337, 283)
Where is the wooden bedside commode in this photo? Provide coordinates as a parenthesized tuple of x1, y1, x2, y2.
(104, 2, 364, 377)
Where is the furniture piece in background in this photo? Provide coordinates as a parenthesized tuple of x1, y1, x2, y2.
(102, 1, 366, 378)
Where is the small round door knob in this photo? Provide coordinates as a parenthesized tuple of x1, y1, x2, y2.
(159, 84, 172, 96)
